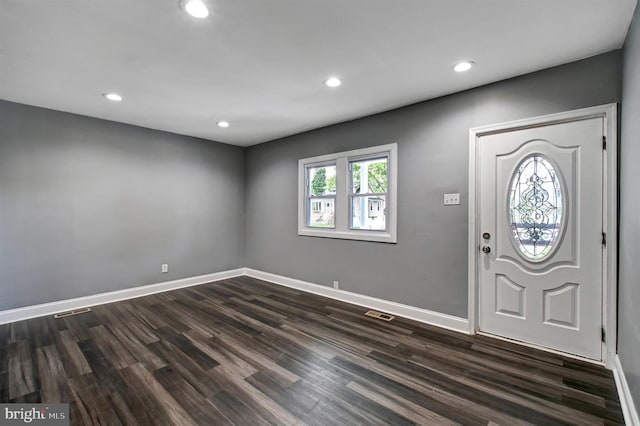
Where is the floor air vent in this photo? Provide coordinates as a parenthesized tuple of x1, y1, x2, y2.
(364, 310, 395, 322)
(53, 307, 92, 319)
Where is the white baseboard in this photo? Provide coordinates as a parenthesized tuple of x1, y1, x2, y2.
(614, 354, 640, 426)
(243, 268, 469, 334)
(0, 268, 245, 325)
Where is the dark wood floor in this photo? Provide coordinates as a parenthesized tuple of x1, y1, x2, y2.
(0, 276, 624, 425)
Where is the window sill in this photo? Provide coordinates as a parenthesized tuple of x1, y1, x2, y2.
(298, 228, 397, 243)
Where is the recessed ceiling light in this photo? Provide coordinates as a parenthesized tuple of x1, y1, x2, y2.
(453, 61, 475, 72)
(217, 121, 230, 128)
(324, 77, 342, 88)
(103, 93, 123, 102)
(184, 0, 210, 18)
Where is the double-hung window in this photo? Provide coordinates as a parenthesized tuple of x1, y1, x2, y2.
(298, 143, 397, 243)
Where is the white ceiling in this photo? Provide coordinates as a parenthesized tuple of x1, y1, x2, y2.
(0, 0, 636, 146)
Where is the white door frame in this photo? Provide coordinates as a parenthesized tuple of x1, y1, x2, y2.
(468, 104, 618, 367)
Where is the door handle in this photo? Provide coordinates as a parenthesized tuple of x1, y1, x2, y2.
(481, 246, 491, 254)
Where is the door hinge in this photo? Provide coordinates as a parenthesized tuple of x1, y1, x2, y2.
(602, 232, 607, 247)
(602, 327, 606, 343)
(603, 136, 607, 150)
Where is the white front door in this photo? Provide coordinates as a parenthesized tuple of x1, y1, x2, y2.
(478, 117, 604, 360)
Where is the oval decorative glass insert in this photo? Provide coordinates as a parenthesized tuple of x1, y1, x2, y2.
(509, 154, 563, 260)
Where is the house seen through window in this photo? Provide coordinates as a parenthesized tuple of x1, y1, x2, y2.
(306, 164, 336, 228)
(350, 156, 388, 231)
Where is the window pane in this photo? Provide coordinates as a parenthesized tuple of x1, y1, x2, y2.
(308, 197, 335, 228)
(509, 154, 563, 260)
(350, 157, 387, 194)
(307, 164, 337, 196)
(351, 195, 386, 230)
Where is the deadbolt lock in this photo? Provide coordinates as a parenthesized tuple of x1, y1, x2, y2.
(482, 232, 491, 240)
(481, 246, 491, 254)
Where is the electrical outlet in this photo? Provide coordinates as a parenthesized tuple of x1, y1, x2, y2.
(333, 281, 339, 290)
(444, 193, 460, 205)
(161, 264, 169, 273)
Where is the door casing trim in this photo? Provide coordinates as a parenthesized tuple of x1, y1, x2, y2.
(468, 104, 618, 368)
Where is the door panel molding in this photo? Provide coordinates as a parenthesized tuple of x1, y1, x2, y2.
(468, 104, 617, 367)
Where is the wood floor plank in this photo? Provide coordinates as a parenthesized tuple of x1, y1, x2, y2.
(158, 298, 217, 339)
(67, 373, 122, 425)
(110, 303, 161, 344)
(275, 355, 394, 425)
(146, 339, 224, 398)
(182, 329, 258, 378)
(152, 365, 216, 424)
(55, 330, 92, 377)
(121, 362, 197, 425)
(245, 371, 319, 420)
(8, 340, 37, 399)
(209, 364, 302, 426)
(35, 345, 68, 403)
(0, 276, 625, 425)
(410, 349, 606, 410)
(77, 338, 128, 396)
(153, 326, 220, 370)
(207, 332, 300, 387)
(331, 353, 513, 426)
(107, 390, 140, 425)
(87, 325, 137, 370)
(106, 322, 167, 371)
(346, 380, 461, 426)
(207, 389, 271, 426)
(368, 349, 603, 425)
(0, 324, 8, 402)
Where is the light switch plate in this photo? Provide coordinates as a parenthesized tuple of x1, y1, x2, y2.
(444, 193, 460, 205)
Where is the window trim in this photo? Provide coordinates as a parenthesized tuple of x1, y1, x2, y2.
(298, 143, 397, 243)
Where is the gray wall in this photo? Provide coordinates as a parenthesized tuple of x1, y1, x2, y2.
(245, 51, 622, 317)
(0, 100, 245, 310)
(619, 4, 640, 412)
